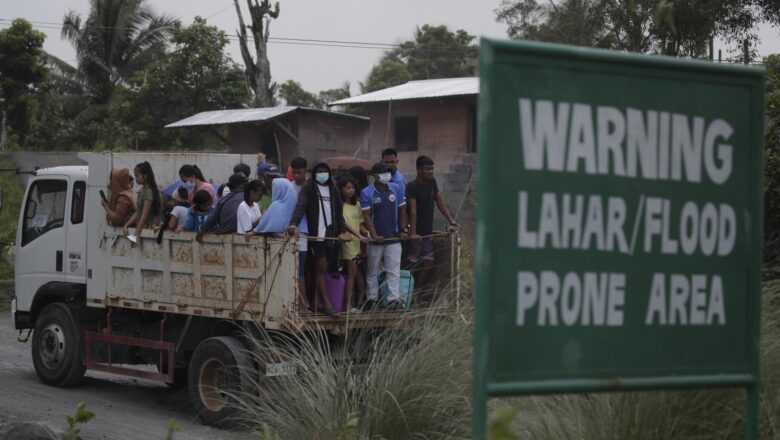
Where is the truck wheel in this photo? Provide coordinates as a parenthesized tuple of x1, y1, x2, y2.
(31, 303, 86, 387)
(188, 336, 252, 426)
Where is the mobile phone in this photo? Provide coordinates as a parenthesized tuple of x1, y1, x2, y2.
(99, 190, 108, 203)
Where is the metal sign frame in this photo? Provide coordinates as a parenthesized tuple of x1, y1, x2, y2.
(474, 38, 764, 439)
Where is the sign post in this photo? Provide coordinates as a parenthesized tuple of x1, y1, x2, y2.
(474, 38, 764, 439)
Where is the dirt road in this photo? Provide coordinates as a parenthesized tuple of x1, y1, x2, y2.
(0, 314, 240, 440)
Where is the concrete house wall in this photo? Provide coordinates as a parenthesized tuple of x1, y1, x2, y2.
(363, 96, 477, 176)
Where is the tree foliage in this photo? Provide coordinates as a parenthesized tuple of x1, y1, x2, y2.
(113, 17, 252, 149)
(278, 80, 350, 109)
(25, 16, 251, 151)
(362, 25, 477, 93)
(0, 19, 47, 147)
(764, 54, 780, 261)
(495, 0, 780, 60)
(60, 0, 176, 104)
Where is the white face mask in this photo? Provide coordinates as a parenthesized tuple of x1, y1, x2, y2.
(315, 172, 329, 184)
(378, 172, 392, 184)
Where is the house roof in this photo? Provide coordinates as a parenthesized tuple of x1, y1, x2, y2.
(165, 106, 368, 129)
(329, 77, 478, 106)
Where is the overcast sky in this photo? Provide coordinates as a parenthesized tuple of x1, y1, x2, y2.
(3, 0, 780, 95)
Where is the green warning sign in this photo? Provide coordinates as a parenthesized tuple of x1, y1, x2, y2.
(473, 38, 764, 437)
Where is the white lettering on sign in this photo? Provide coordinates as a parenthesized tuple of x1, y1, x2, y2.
(519, 192, 736, 257)
(518, 98, 734, 185)
(644, 273, 726, 325)
(516, 271, 624, 327)
(518, 192, 628, 253)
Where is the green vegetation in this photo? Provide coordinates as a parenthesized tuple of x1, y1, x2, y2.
(0, 155, 24, 312)
(278, 80, 350, 109)
(361, 25, 478, 93)
(237, 314, 472, 439)
(488, 275, 780, 439)
(0, 19, 47, 148)
(232, 271, 780, 439)
(62, 403, 95, 440)
(495, 0, 780, 60)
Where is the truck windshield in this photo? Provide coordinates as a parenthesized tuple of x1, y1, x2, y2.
(22, 179, 67, 246)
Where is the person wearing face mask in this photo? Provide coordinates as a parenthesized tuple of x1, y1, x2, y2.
(179, 164, 218, 206)
(360, 162, 410, 311)
(381, 148, 407, 207)
(287, 162, 350, 317)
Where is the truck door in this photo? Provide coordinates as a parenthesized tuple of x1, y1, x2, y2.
(65, 180, 87, 284)
(15, 177, 68, 312)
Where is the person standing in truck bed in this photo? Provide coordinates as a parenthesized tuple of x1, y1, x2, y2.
(287, 162, 350, 317)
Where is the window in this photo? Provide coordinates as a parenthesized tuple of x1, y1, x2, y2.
(394, 116, 418, 151)
(71, 181, 86, 224)
(22, 179, 67, 246)
(317, 132, 337, 151)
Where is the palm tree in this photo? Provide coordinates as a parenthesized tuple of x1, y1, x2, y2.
(60, 0, 176, 104)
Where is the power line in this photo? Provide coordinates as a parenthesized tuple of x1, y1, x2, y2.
(0, 18, 483, 55)
(0, 17, 401, 49)
(204, 4, 234, 20)
(2, 17, 762, 62)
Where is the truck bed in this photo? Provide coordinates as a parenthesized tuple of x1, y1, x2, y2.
(98, 228, 461, 332)
(101, 228, 300, 330)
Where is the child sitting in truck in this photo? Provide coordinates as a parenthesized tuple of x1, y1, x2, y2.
(123, 162, 161, 238)
(183, 190, 214, 232)
(253, 178, 297, 235)
(338, 175, 367, 313)
(237, 179, 265, 234)
(167, 187, 190, 231)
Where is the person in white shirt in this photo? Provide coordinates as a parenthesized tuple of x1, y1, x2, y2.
(236, 179, 265, 234)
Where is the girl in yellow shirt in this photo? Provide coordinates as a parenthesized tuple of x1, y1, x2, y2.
(338, 176, 367, 312)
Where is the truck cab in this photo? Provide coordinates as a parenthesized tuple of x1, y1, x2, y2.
(13, 166, 88, 330)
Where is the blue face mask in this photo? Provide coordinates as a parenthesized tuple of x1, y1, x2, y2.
(315, 172, 329, 184)
(183, 180, 195, 191)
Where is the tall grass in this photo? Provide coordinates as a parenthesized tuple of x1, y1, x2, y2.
(491, 277, 780, 440)
(237, 312, 472, 439)
(232, 267, 780, 439)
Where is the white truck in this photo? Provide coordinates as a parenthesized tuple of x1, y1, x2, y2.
(11, 152, 461, 425)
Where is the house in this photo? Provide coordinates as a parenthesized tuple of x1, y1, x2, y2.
(165, 106, 370, 167)
(329, 77, 478, 179)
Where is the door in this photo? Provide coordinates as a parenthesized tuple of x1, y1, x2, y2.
(15, 178, 68, 312)
(65, 180, 87, 284)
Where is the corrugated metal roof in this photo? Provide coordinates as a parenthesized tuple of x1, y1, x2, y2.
(329, 77, 478, 106)
(165, 106, 367, 128)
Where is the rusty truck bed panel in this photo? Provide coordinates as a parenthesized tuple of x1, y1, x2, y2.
(102, 228, 301, 330)
(98, 229, 461, 332)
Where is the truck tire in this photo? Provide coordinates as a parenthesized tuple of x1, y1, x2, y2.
(188, 336, 252, 427)
(31, 303, 86, 387)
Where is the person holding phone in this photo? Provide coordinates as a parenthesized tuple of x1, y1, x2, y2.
(102, 168, 136, 226)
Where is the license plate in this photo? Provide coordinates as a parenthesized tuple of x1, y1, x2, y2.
(265, 361, 296, 377)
